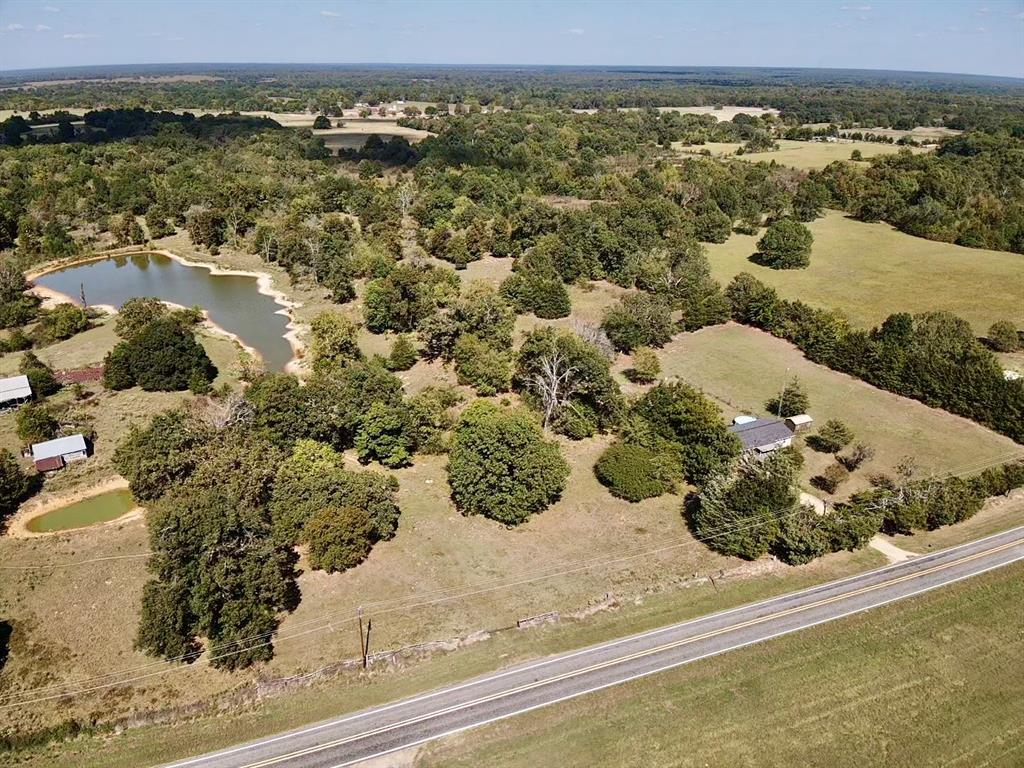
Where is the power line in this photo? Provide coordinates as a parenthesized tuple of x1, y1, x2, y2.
(3, 449, 1021, 708)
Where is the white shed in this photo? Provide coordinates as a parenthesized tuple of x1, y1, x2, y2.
(0, 374, 32, 409)
(31, 434, 88, 471)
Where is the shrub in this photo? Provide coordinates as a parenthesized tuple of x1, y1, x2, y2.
(19, 352, 59, 397)
(772, 506, 833, 565)
(453, 333, 511, 395)
(601, 294, 674, 353)
(386, 334, 419, 371)
(627, 347, 661, 383)
(594, 442, 671, 502)
(304, 506, 375, 573)
(756, 218, 812, 269)
(102, 344, 135, 390)
(808, 419, 854, 453)
(115, 297, 168, 339)
(447, 401, 569, 525)
(309, 311, 362, 373)
(764, 376, 809, 418)
(104, 317, 216, 392)
(987, 320, 1020, 352)
(16, 403, 59, 443)
(0, 449, 31, 523)
(812, 462, 850, 494)
(38, 303, 89, 342)
(838, 442, 875, 471)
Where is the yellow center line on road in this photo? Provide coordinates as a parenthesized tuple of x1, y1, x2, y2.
(237, 538, 1022, 768)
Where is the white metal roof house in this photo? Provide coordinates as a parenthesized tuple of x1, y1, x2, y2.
(0, 374, 32, 409)
(31, 434, 88, 472)
(729, 418, 794, 456)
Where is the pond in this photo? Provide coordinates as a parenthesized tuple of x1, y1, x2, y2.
(26, 489, 137, 533)
(35, 252, 294, 370)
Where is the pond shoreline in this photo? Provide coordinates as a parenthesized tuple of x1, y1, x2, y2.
(27, 247, 306, 373)
(7, 476, 143, 539)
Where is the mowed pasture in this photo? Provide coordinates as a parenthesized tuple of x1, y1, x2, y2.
(419, 558, 1024, 768)
(314, 119, 432, 152)
(675, 138, 926, 170)
(655, 323, 1022, 497)
(706, 210, 1024, 332)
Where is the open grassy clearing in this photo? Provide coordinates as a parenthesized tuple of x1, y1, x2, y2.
(654, 323, 1021, 498)
(419, 557, 1024, 768)
(706, 210, 1024, 332)
(314, 119, 431, 151)
(674, 138, 927, 170)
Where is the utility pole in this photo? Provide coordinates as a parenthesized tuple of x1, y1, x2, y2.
(79, 282, 87, 308)
(357, 608, 372, 669)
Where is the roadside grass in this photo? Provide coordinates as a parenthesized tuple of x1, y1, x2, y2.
(654, 323, 1022, 498)
(4, 543, 887, 768)
(419, 558, 1024, 768)
(706, 210, 1024, 332)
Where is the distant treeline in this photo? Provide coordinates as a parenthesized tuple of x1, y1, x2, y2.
(1, 65, 1022, 133)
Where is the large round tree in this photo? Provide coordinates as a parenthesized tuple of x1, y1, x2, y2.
(756, 218, 813, 269)
(447, 401, 569, 525)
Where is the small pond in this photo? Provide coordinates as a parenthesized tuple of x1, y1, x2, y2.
(35, 252, 293, 370)
(26, 489, 137, 533)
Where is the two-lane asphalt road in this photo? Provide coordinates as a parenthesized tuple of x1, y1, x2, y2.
(166, 525, 1024, 768)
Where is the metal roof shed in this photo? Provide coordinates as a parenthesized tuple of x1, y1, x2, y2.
(0, 374, 32, 406)
(31, 434, 88, 462)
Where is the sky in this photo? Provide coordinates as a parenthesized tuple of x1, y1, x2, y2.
(0, 0, 1021, 78)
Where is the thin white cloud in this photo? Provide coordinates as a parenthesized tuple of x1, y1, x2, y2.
(34, 24, 52, 32)
(320, 10, 340, 17)
(63, 32, 97, 39)
(840, 4, 872, 10)
(4, 23, 26, 31)
(567, 27, 584, 35)
(168, 35, 185, 41)
(43, 5, 60, 11)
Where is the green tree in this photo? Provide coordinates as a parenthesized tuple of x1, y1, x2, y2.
(312, 115, 332, 130)
(809, 419, 854, 453)
(305, 507, 375, 573)
(764, 376, 810, 417)
(355, 401, 415, 467)
(111, 212, 145, 246)
(386, 334, 419, 371)
(447, 401, 569, 525)
(309, 311, 363, 373)
(106, 317, 216, 392)
(631, 382, 741, 485)
(756, 218, 813, 269)
(113, 409, 212, 501)
(15, 403, 58, 443)
(18, 352, 59, 397)
(602, 293, 674, 353)
(691, 452, 800, 559)
(453, 333, 511, 395)
(38, 303, 89, 342)
(0, 449, 31, 523)
(115, 297, 168, 339)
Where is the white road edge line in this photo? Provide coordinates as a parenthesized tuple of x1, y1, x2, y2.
(161, 527, 1024, 768)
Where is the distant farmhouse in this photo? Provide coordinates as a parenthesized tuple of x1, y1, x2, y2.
(31, 434, 88, 472)
(0, 374, 32, 410)
(729, 416, 795, 456)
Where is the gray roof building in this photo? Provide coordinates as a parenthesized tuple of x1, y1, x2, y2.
(728, 418, 794, 454)
(0, 374, 32, 406)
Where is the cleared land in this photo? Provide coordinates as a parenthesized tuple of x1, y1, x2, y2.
(419, 557, 1024, 768)
(706, 210, 1024, 332)
(655, 323, 1022, 497)
(676, 138, 926, 170)
(314, 119, 431, 151)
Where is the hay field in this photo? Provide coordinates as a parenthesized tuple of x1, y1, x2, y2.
(706, 210, 1024, 332)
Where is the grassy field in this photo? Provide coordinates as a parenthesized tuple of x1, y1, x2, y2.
(316, 119, 432, 151)
(420, 558, 1024, 768)
(706, 210, 1024, 332)
(674, 139, 926, 170)
(654, 323, 1022, 498)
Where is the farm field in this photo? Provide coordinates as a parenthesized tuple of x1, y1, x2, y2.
(706, 210, 1024, 332)
(676, 138, 926, 169)
(314, 119, 432, 151)
(419, 557, 1024, 768)
(655, 323, 1022, 497)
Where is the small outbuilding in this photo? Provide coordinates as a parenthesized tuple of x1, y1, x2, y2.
(729, 418, 794, 456)
(0, 374, 32, 410)
(31, 434, 88, 472)
(785, 414, 814, 433)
